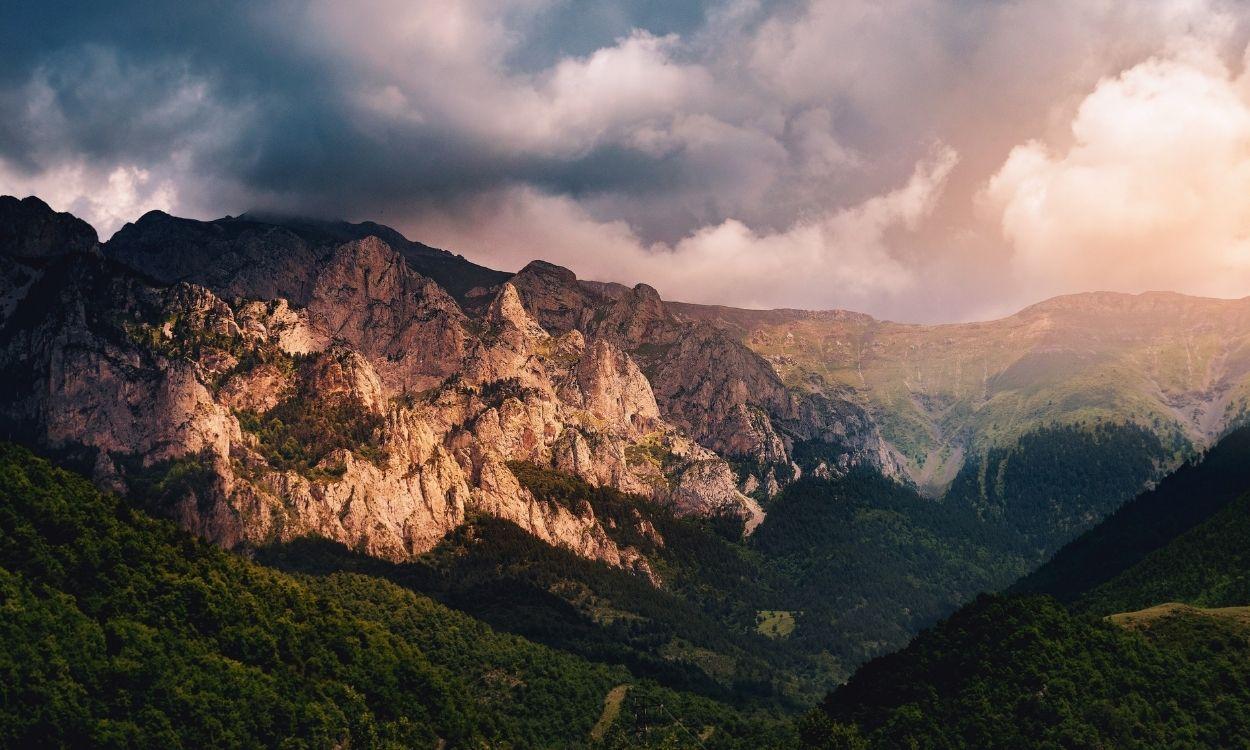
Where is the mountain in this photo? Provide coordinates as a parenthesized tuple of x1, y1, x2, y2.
(9, 193, 1250, 730)
(678, 291, 1250, 492)
(810, 421, 1250, 748)
(0, 442, 792, 748)
(1, 196, 767, 577)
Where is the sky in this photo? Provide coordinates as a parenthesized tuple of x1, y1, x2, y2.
(6, 1, 1250, 322)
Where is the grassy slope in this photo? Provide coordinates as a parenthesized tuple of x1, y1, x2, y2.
(0, 443, 793, 749)
(683, 292, 1250, 478)
(1107, 602, 1250, 629)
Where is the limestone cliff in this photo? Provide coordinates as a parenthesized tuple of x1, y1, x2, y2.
(0, 199, 762, 582)
(509, 260, 903, 496)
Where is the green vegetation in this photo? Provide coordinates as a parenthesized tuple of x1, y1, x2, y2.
(0, 443, 794, 748)
(1079, 490, 1250, 615)
(945, 422, 1171, 555)
(623, 434, 678, 475)
(756, 611, 796, 639)
(237, 394, 387, 478)
(806, 424, 1250, 748)
(810, 595, 1250, 748)
(114, 451, 220, 513)
(266, 462, 1042, 704)
(259, 508, 812, 707)
(472, 377, 541, 408)
(751, 470, 1029, 677)
(124, 312, 245, 364)
(1015, 424, 1250, 603)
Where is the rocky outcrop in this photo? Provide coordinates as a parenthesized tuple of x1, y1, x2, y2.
(0, 198, 760, 583)
(510, 258, 901, 489)
(306, 237, 470, 392)
(106, 210, 326, 304)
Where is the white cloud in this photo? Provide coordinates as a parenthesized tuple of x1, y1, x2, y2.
(0, 158, 178, 239)
(984, 48, 1250, 299)
(10, 0, 1250, 319)
(412, 146, 958, 311)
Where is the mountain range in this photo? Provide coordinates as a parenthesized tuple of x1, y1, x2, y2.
(8, 192, 1250, 746)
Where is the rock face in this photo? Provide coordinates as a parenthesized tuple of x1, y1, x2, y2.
(509, 260, 903, 494)
(306, 237, 470, 392)
(672, 291, 1250, 494)
(0, 197, 764, 582)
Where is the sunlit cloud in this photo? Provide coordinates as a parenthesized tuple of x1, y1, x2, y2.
(985, 46, 1250, 300)
(410, 146, 958, 310)
(4, 0, 1250, 318)
(0, 158, 178, 238)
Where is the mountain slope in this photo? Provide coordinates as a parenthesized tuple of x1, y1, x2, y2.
(1014, 424, 1250, 602)
(677, 292, 1250, 493)
(0, 196, 760, 575)
(812, 595, 1250, 749)
(13, 193, 1250, 730)
(808, 424, 1250, 748)
(1079, 490, 1250, 615)
(0, 442, 793, 748)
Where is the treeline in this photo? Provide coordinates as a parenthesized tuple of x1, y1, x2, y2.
(805, 424, 1250, 748)
(0, 444, 793, 748)
(809, 595, 1250, 748)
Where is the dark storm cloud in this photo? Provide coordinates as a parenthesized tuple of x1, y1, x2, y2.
(5, 1, 1250, 321)
(1, 1, 752, 225)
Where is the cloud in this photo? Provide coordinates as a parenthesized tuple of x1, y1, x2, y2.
(0, 158, 178, 238)
(411, 146, 958, 310)
(984, 47, 1250, 300)
(4, 0, 1250, 318)
(0, 44, 253, 237)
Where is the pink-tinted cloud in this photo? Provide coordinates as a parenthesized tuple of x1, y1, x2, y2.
(985, 46, 1250, 301)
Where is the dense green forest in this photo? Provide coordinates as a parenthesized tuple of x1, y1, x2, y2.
(1015, 424, 1250, 603)
(944, 422, 1173, 555)
(0, 444, 794, 748)
(261, 423, 1177, 711)
(749, 470, 1028, 675)
(1079, 490, 1250, 615)
(264, 463, 1036, 703)
(810, 595, 1250, 748)
(807, 425, 1250, 748)
(0, 419, 1202, 747)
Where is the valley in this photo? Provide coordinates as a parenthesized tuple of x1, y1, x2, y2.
(7, 194, 1250, 747)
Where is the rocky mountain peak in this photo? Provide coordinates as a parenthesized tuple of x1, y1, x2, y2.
(485, 282, 549, 341)
(0, 195, 98, 260)
(0, 197, 897, 580)
(631, 282, 661, 303)
(516, 259, 578, 285)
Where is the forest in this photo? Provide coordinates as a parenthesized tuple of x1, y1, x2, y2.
(0, 444, 794, 748)
(807, 424, 1250, 748)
